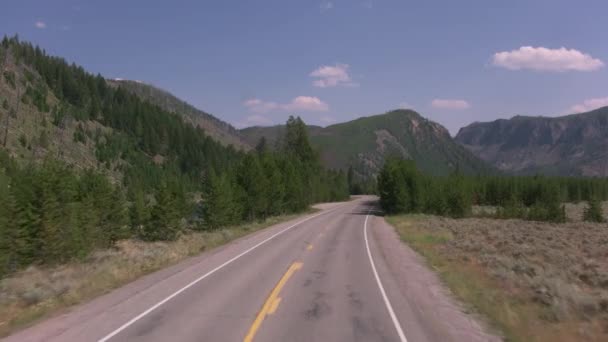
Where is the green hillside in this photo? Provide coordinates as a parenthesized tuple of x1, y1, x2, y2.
(107, 79, 250, 150)
(0, 36, 348, 276)
(241, 110, 492, 178)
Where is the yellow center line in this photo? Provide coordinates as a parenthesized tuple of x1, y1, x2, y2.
(243, 262, 303, 342)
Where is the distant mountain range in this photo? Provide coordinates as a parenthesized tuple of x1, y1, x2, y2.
(107, 80, 608, 177)
(3, 37, 607, 178)
(455, 107, 608, 176)
(106, 82, 491, 177)
(240, 110, 492, 177)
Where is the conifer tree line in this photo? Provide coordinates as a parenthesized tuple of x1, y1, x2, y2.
(347, 165, 377, 195)
(378, 158, 608, 223)
(0, 37, 349, 276)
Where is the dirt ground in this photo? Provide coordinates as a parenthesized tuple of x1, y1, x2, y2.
(390, 211, 608, 342)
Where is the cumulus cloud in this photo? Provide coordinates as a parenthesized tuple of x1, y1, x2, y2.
(310, 63, 357, 88)
(431, 99, 470, 110)
(570, 97, 608, 113)
(492, 46, 604, 72)
(320, 1, 334, 12)
(243, 98, 279, 113)
(244, 96, 329, 113)
(284, 96, 329, 111)
(35, 21, 46, 29)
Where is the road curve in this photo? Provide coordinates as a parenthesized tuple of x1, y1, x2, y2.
(4, 196, 500, 342)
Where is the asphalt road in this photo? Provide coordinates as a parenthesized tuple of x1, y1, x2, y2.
(4, 196, 500, 342)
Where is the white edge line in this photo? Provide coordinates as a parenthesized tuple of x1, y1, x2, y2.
(364, 211, 408, 342)
(98, 207, 340, 342)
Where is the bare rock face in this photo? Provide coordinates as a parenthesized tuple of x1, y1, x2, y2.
(455, 107, 608, 176)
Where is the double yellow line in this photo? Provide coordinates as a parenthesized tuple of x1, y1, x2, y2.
(243, 262, 303, 342)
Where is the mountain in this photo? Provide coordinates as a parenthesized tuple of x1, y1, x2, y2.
(0, 40, 103, 170)
(106, 79, 249, 150)
(240, 109, 492, 177)
(0, 36, 350, 279)
(0, 36, 239, 181)
(455, 107, 608, 176)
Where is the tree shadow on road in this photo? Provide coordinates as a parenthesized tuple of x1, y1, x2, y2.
(350, 199, 385, 217)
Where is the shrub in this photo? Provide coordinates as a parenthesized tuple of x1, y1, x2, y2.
(18, 133, 27, 147)
(3, 70, 16, 89)
(583, 198, 605, 223)
(497, 196, 526, 219)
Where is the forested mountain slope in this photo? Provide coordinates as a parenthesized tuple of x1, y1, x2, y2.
(241, 109, 492, 178)
(0, 36, 348, 276)
(106, 79, 250, 150)
(455, 107, 608, 176)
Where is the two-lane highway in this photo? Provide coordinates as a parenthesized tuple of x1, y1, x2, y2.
(4, 197, 500, 342)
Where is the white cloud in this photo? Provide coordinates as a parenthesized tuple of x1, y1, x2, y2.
(492, 46, 604, 72)
(244, 98, 279, 113)
(320, 115, 336, 124)
(431, 99, 470, 110)
(244, 96, 329, 113)
(310, 63, 357, 88)
(570, 97, 608, 113)
(320, 1, 334, 12)
(35, 21, 46, 29)
(284, 96, 329, 111)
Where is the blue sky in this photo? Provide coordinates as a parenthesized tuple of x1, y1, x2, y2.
(2, 0, 608, 134)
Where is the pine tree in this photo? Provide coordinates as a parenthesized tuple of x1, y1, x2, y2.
(0, 170, 13, 275)
(347, 165, 357, 195)
(11, 170, 41, 266)
(263, 155, 285, 216)
(282, 157, 307, 212)
(237, 154, 269, 221)
(255, 136, 267, 155)
(583, 198, 605, 223)
(38, 167, 65, 262)
(284, 116, 314, 163)
(105, 187, 129, 243)
(204, 172, 241, 229)
(130, 188, 150, 234)
(77, 194, 101, 256)
(143, 184, 181, 241)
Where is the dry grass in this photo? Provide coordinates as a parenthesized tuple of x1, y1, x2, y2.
(0, 212, 311, 336)
(388, 214, 608, 342)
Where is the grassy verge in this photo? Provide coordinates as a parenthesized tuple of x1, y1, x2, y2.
(0, 210, 315, 337)
(387, 214, 606, 342)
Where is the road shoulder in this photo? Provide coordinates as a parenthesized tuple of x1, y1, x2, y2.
(370, 213, 502, 342)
